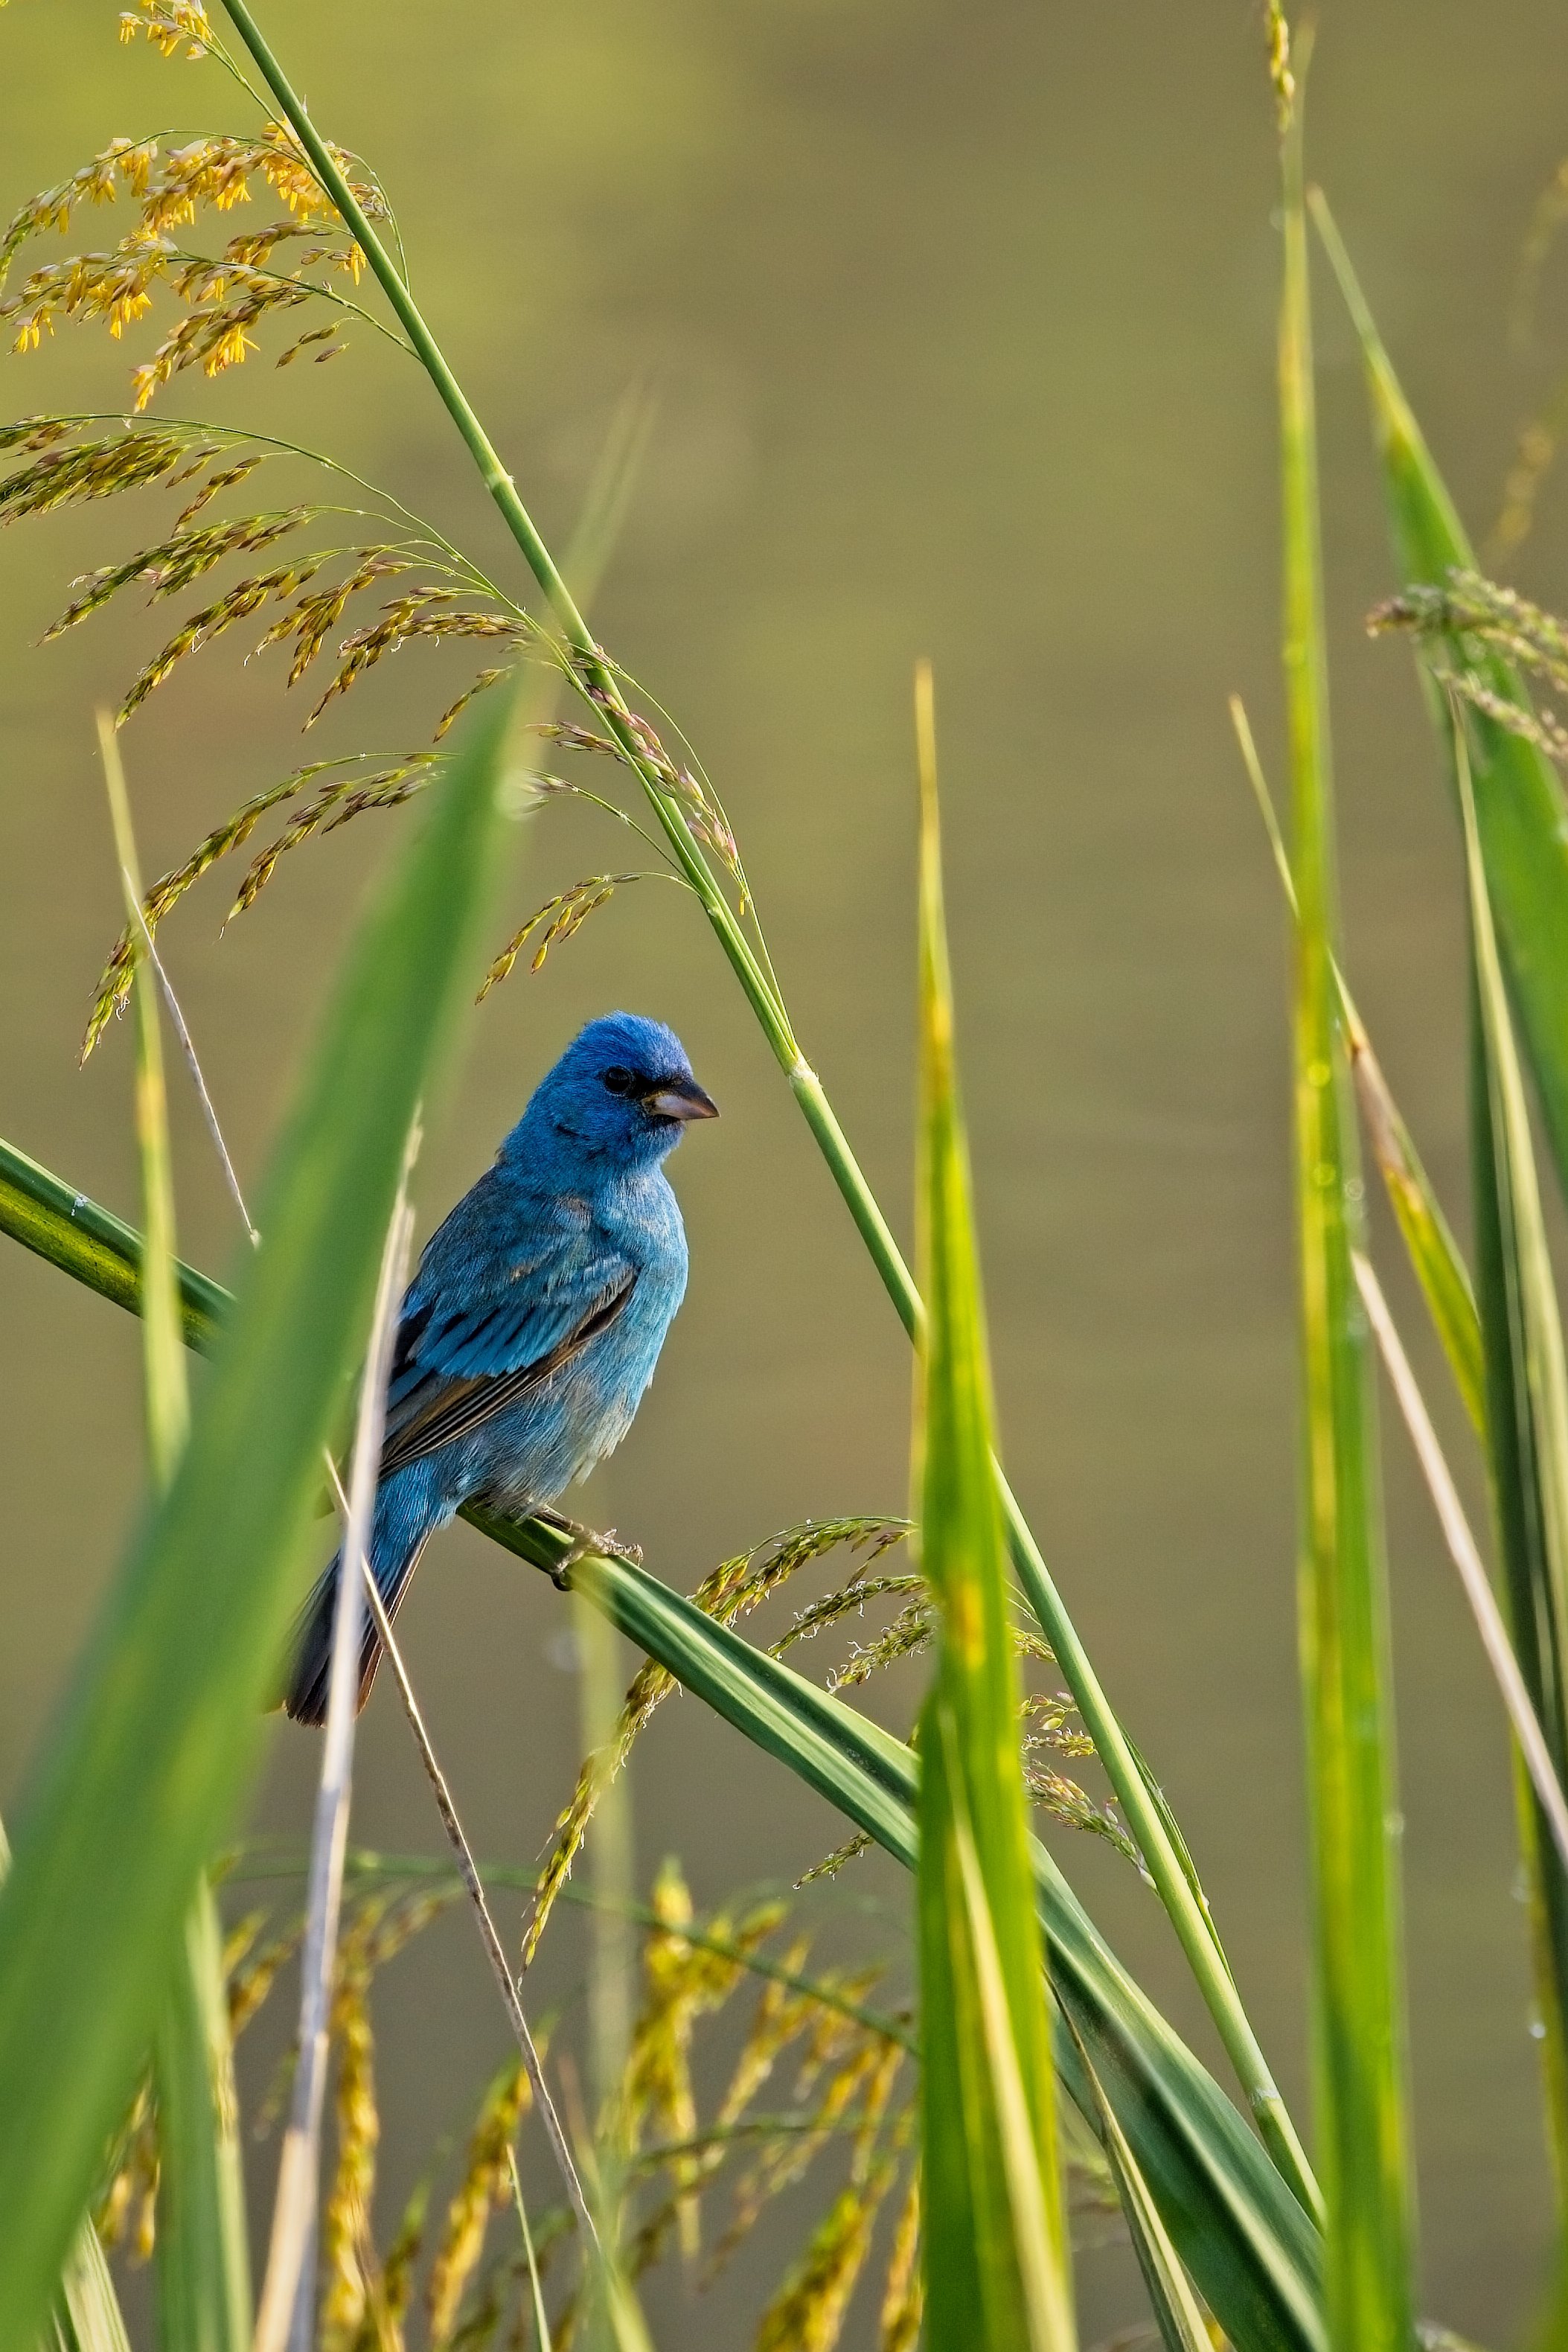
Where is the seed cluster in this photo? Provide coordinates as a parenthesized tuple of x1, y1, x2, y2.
(1, 102, 386, 406)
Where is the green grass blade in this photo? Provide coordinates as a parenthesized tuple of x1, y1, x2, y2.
(1060, 2004, 1212, 2352)
(0, 1134, 226, 1349)
(1312, 189, 1568, 1204)
(49, 2228, 135, 2352)
(939, 1710, 1076, 2351)
(0, 1816, 132, 2352)
(1279, 65, 1415, 2352)
(0, 1178, 1324, 2352)
(1456, 706, 1568, 2213)
(103, 720, 253, 2352)
(101, 715, 188, 1488)
(912, 668, 1074, 2352)
(557, 1538, 1324, 2352)
(153, 1884, 253, 2352)
(0, 692, 514, 2352)
(1231, 694, 1484, 1433)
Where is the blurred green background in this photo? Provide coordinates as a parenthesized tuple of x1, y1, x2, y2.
(4, 0, 1568, 2337)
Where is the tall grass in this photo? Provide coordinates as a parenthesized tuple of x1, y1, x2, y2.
(7, 2, 1568, 2345)
(1276, 49, 1414, 2351)
(911, 667, 1072, 2352)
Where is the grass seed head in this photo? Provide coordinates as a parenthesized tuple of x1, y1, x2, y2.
(877, 2169, 922, 2352)
(426, 2060, 532, 2347)
(752, 2151, 900, 2352)
(116, 557, 326, 719)
(321, 1954, 381, 2352)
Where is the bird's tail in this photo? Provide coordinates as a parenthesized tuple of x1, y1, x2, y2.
(281, 1474, 444, 1726)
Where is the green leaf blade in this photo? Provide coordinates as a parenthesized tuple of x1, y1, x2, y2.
(912, 671, 1075, 2352)
(1280, 102, 1415, 2352)
(1459, 712, 1568, 2209)
(1312, 190, 1568, 1204)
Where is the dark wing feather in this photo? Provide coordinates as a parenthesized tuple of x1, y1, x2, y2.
(377, 1271, 635, 1481)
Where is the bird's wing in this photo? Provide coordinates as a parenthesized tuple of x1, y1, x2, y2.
(378, 1229, 636, 1483)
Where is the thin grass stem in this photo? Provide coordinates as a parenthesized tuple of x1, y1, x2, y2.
(348, 1537, 599, 2255)
(1231, 694, 1483, 1434)
(506, 2148, 553, 2352)
(126, 908, 257, 1246)
(1353, 1253, 1568, 1872)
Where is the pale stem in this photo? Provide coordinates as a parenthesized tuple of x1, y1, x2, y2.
(1354, 1251, 1568, 1871)
(251, 1161, 414, 2352)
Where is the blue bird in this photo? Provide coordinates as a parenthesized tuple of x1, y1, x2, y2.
(284, 1011, 717, 1725)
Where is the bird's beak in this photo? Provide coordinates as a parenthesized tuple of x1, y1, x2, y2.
(647, 1076, 720, 1122)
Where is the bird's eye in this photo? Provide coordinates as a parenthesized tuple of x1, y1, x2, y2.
(601, 1067, 637, 1096)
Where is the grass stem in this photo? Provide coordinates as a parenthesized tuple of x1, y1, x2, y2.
(1354, 1252, 1568, 1872)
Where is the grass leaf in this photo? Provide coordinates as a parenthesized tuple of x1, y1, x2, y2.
(0, 688, 515, 2352)
(1060, 2004, 1212, 2352)
(911, 665, 1074, 2352)
(1456, 703, 1568, 2214)
(0, 1815, 132, 2352)
(1312, 188, 1568, 1207)
(154, 1884, 254, 2352)
(1279, 74, 1415, 2352)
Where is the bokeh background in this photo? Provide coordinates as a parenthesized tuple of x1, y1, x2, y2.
(5, 0, 1568, 2338)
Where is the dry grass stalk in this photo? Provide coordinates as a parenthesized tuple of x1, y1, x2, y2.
(252, 1177, 413, 2352)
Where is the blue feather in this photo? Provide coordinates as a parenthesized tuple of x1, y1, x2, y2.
(284, 1012, 715, 1724)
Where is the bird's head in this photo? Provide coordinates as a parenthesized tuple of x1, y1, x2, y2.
(513, 1012, 718, 1172)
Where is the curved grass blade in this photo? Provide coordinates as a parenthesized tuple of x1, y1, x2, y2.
(1278, 63, 1415, 2352)
(0, 1170, 1324, 2351)
(548, 1535, 1325, 2352)
(912, 667, 1073, 2351)
(1059, 2003, 1212, 2352)
(1456, 704, 1568, 2218)
(1311, 189, 1568, 1207)
(0, 688, 514, 2352)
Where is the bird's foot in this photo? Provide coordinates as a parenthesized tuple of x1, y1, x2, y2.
(531, 1505, 644, 1588)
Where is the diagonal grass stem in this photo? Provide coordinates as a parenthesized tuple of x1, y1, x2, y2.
(1353, 1252, 1568, 1873)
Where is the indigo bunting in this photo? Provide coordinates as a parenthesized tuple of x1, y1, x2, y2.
(284, 1011, 717, 1724)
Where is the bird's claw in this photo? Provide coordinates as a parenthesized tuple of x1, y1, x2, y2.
(534, 1509, 642, 1587)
